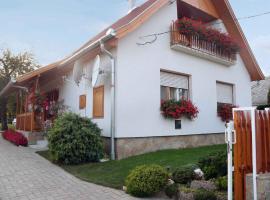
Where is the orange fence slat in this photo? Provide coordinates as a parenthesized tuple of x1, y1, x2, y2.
(234, 109, 270, 200)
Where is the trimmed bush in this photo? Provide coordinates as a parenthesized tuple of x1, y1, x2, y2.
(165, 183, 179, 198)
(257, 104, 270, 110)
(215, 176, 227, 191)
(198, 150, 227, 180)
(172, 165, 196, 184)
(2, 129, 28, 146)
(48, 113, 103, 164)
(194, 190, 217, 200)
(125, 165, 168, 197)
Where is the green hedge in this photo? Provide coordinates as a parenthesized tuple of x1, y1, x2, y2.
(48, 113, 104, 164)
(198, 150, 227, 180)
(257, 104, 270, 110)
(125, 165, 168, 197)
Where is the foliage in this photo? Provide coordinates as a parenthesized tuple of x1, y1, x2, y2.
(257, 104, 270, 110)
(37, 144, 226, 189)
(198, 150, 227, 180)
(0, 49, 39, 130)
(176, 17, 240, 54)
(172, 165, 196, 184)
(125, 165, 169, 197)
(268, 88, 270, 104)
(165, 183, 179, 198)
(217, 103, 236, 122)
(215, 176, 227, 191)
(193, 190, 217, 200)
(48, 113, 103, 164)
(2, 129, 28, 146)
(161, 99, 199, 120)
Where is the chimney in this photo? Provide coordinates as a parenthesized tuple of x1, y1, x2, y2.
(128, 0, 137, 13)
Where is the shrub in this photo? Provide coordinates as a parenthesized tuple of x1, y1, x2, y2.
(172, 165, 196, 184)
(257, 104, 270, 110)
(215, 176, 227, 191)
(165, 183, 179, 198)
(194, 190, 217, 200)
(198, 150, 227, 180)
(2, 129, 28, 146)
(48, 113, 103, 164)
(125, 165, 168, 197)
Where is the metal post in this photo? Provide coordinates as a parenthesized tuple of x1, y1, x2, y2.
(250, 108, 257, 200)
(226, 122, 234, 200)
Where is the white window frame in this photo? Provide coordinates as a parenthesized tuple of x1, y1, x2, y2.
(216, 81, 235, 105)
(160, 70, 191, 101)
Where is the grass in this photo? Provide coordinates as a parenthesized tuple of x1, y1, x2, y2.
(37, 144, 226, 189)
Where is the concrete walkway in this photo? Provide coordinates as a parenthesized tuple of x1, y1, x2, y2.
(0, 137, 165, 200)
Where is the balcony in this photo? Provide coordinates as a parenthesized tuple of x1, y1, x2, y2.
(170, 20, 237, 66)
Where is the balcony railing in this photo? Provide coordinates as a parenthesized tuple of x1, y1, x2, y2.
(170, 21, 236, 65)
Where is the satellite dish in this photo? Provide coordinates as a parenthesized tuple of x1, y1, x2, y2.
(92, 55, 101, 87)
(73, 59, 83, 85)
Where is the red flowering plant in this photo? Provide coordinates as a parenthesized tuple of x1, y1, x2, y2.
(176, 17, 240, 55)
(161, 99, 199, 120)
(217, 103, 236, 122)
(2, 129, 28, 146)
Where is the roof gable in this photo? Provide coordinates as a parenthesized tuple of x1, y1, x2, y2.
(8, 0, 266, 86)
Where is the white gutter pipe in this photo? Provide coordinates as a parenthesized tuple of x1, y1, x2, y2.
(59, 31, 115, 67)
(99, 32, 116, 160)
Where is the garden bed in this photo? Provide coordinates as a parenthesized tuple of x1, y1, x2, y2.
(37, 144, 225, 189)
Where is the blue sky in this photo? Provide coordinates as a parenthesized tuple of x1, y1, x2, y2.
(0, 0, 269, 76)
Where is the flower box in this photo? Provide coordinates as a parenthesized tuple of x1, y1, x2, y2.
(161, 99, 199, 120)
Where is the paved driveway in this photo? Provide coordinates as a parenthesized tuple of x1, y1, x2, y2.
(0, 137, 165, 200)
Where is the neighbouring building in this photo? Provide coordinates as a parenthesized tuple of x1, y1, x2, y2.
(252, 76, 270, 106)
(0, 0, 264, 159)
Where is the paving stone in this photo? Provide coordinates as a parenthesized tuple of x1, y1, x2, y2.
(0, 137, 158, 200)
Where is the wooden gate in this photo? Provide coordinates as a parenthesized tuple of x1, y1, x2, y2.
(233, 109, 270, 200)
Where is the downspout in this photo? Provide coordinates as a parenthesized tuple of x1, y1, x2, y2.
(99, 29, 116, 160)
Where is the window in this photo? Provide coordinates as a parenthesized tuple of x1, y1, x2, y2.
(160, 71, 189, 101)
(216, 82, 234, 104)
(79, 95, 86, 109)
(93, 86, 104, 118)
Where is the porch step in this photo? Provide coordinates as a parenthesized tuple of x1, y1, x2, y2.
(29, 140, 48, 151)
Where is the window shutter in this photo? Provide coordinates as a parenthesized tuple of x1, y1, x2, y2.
(216, 82, 233, 104)
(160, 71, 189, 89)
(93, 86, 104, 118)
(79, 95, 86, 109)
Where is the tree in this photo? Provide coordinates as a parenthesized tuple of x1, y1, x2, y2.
(0, 49, 39, 130)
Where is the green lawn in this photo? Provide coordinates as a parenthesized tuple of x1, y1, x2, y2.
(37, 144, 226, 189)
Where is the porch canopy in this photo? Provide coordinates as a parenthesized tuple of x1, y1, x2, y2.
(0, 61, 71, 132)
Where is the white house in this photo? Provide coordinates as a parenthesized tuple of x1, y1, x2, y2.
(0, 0, 264, 159)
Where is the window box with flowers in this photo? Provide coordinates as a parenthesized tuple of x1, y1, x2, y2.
(217, 103, 236, 122)
(161, 99, 199, 120)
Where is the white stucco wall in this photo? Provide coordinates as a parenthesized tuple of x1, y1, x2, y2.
(59, 53, 115, 137)
(115, 1, 252, 138)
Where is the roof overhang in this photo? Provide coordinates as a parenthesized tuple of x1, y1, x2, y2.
(211, 0, 265, 81)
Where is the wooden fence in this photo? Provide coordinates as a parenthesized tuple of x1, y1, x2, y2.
(170, 21, 236, 62)
(233, 110, 270, 200)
